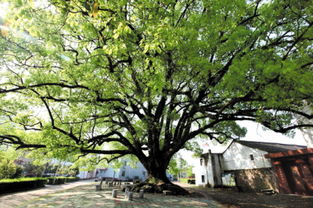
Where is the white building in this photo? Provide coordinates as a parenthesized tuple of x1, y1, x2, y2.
(78, 160, 174, 181)
(77, 170, 96, 179)
(194, 140, 305, 191)
(96, 161, 147, 181)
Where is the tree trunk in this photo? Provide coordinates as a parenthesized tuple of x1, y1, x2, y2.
(132, 155, 189, 195)
(145, 166, 171, 184)
(141, 156, 171, 184)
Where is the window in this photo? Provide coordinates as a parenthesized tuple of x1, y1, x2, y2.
(250, 154, 254, 160)
(201, 175, 205, 183)
(200, 158, 203, 166)
(121, 171, 125, 177)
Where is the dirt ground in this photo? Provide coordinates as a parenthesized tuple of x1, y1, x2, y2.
(174, 183, 313, 208)
(190, 187, 313, 208)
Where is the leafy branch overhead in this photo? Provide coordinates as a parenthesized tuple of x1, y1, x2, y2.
(0, 0, 312, 182)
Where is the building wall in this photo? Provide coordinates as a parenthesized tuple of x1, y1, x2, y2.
(267, 149, 313, 196)
(77, 171, 88, 179)
(223, 142, 272, 170)
(117, 162, 147, 181)
(194, 158, 208, 186)
(77, 170, 96, 179)
(195, 142, 280, 189)
(195, 142, 274, 188)
(205, 154, 214, 186)
(211, 154, 223, 186)
(97, 168, 116, 178)
(194, 153, 223, 187)
(233, 168, 279, 192)
(96, 161, 147, 181)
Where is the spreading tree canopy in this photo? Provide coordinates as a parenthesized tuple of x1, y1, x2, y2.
(0, 0, 313, 184)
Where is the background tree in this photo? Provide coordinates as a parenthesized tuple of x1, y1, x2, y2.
(0, 0, 313, 192)
(23, 162, 45, 177)
(168, 154, 194, 181)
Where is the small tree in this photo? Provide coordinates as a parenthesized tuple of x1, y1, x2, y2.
(168, 156, 180, 180)
(168, 154, 193, 181)
(57, 165, 79, 177)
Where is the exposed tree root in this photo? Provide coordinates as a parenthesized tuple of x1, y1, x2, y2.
(127, 181, 190, 195)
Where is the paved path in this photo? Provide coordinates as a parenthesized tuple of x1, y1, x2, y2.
(0, 180, 224, 208)
(0, 180, 94, 208)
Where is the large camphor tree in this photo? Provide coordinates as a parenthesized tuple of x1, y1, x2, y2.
(0, 0, 313, 192)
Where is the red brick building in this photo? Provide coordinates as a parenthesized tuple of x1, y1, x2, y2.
(265, 148, 313, 196)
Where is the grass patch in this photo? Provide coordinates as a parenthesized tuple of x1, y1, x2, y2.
(179, 177, 195, 184)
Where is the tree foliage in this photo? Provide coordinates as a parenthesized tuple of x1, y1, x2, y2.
(0, 0, 313, 183)
(168, 154, 193, 179)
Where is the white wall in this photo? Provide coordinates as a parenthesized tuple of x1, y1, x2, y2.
(206, 154, 216, 186)
(117, 162, 147, 181)
(77, 171, 88, 179)
(223, 142, 271, 171)
(194, 154, 223, 187)
(96, 161, 147, 181)
(194, 141, 272, 186)
(194, 158, 208, 186)
(77, 170, 96, 179)
(97, 168, 116, 178)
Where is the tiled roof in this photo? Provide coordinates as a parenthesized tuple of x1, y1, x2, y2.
(236, 140, 306, 153)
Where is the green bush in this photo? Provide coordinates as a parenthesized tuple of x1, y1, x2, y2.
(46, 176, 79, 184)
(13, 165, 23, 178)
(65, 176, 80, 182)
(0, 177, 47, 194)
(0, 177, 46, 183)
(0, 159, 17, 179)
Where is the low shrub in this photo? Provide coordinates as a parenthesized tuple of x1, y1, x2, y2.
(0, 177, 47, 194)
(46, 176, 79, 185)
(0, 160, 17, 179)
(0, 177, 46, 183)
(65, 177, 80, 182)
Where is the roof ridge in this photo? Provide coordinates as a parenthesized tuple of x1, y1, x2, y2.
(236, 140, 306, 147)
